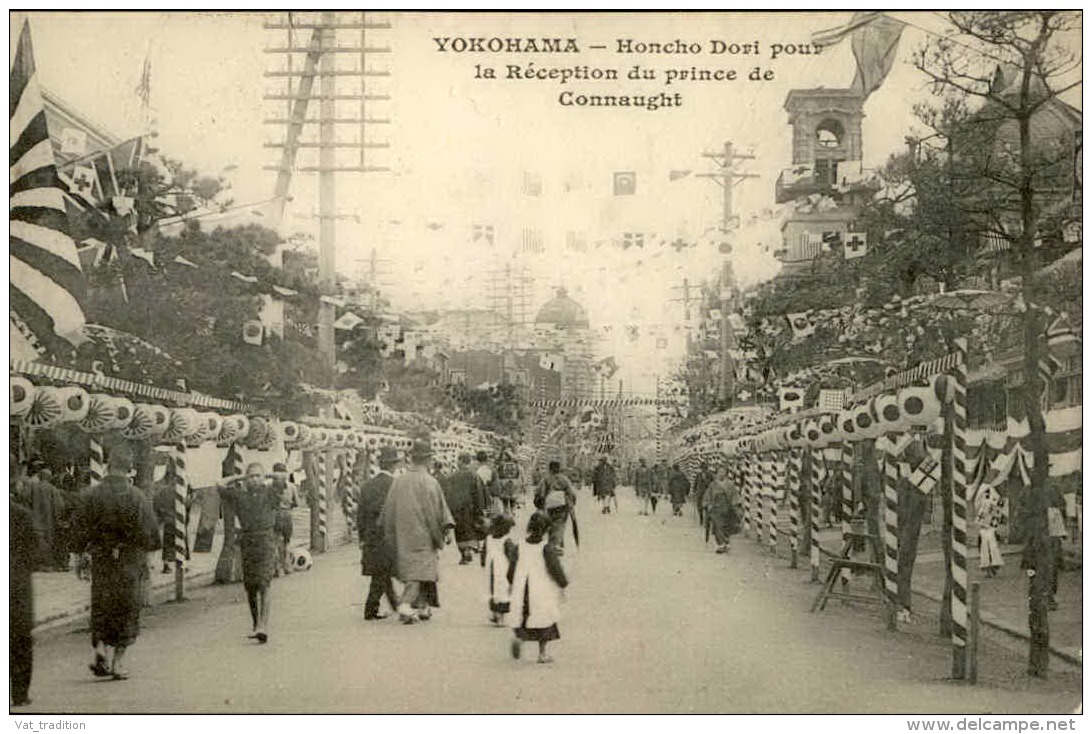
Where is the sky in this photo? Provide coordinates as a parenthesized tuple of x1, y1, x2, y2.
(16, 11, 1081, 397)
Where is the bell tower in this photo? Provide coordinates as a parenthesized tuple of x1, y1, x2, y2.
(785, 88, 865, 191)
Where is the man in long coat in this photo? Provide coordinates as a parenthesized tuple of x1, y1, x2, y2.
(10, 457, 44, 706)
(668, 464, 690, 517)
(379, 440, 454, 624)
(591, 456, 618, 514)
(442, 452, 486, 564)
(73, 443, 160, 680)
(357, 446, 400, 619)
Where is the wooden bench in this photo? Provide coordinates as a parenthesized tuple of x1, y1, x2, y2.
(811, 530, 886, 612)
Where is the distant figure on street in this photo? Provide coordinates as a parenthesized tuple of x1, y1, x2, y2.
(482, 513, 516, 626)
(668, 464, 690, 517)
(703, 466, 741, 554)
(474, 451, 501, 515)
(218, 462, 284, 643)
(650, 461, 666, 515)
(152, 458, 193, 574)
(379, 440, 455, 624)
(10, 456, 44, 705)
(443, 453, 487, 564)
(634, 458, 654, 516)
(508, 511, 569, 664)
(271, 462, 298, 578)
(591, 455, 618, 514)
(73, 444, 161, 680)
(692, 463, 713, 526)
(357, 446, 401, 620)
(534, 461, 577, 554)
(497, 451, 522, 513)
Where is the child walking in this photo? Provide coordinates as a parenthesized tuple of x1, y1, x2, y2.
(482, 513, 516, 625)
(508, 511, 569, 664)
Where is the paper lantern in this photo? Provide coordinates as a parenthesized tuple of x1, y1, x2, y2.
(10, 376, 36, 416)
(803, 419, 826, 447)
(817, 415, 838, 445)
(874, 392, 910, 433)
(836, 410, 859, 443)
(932, 373, 955, 404)
(851, 400, 884, 439)
(217, 414, 247, 445)
(23, 387, 65, 428)
(244, 416, 269, 449)
(56, 386, 90, 424)
(311, 428, 330, 449)
(162, 407, 199, 443)
(786, 423, 807, 448)
(899, 385, 942, 427)
(186, 412, 222, 446)
(108, 397, 136, 430)
(121, 403, 168, 439)
(281, 421, 302, 445)
(79, 393, 117, 433)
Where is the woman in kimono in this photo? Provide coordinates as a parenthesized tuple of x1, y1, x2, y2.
(703, 465, 741, 554)
(507, 511, 569, 664)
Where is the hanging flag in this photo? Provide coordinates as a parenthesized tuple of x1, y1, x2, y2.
(668, 170, 691, 181)
(613, 171, 636, 195)
(271, 284, 298, 297)
(172, 255, 198, 268)
(817, 388, 848, 411)
(539, 352, 564, 371)
(472, 223, 495, 246)
(521, 170, 542, 196)
(242, 320, 264, 346)
(231, 271, 258, 284)
(76, 238, 114, 270)
(135, 53, 152, 109)
(622, 232, 645, 249)
(778, 387, 804, 412)
(821, 231, 842, 251)
(811, 12, 905, 100)
(10, 21, 88, 351)
(843, 232, 868, 259)
(334, 311, 364, 330)
(59, 127, 88, 156)
(786, 312, 815, 340)
(129, 247, 156, 267)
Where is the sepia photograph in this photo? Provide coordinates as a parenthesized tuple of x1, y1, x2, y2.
(7, 9, 1083, 722)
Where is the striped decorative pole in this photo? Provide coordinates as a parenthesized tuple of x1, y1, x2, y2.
(342, 451, 358, 537)
(751, 456, 763, 543)
(882, 435, 900, 628)
(951, 338, 969, 678)
(173, 443, 188, 601)
(767, 455, 778, 554)
(841, 441, 855, 585)
(741, 459, 752, 536)
(788, 448, 800, 568)
(810, 448, 821, 581)
(88, 437, 105, 485)
(317, 450, 328, 552)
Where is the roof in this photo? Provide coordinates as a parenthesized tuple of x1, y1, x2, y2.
(535, 288, 589, 329)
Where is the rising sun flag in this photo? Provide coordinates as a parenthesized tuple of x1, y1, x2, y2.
(10, 20, 88, 353)
(812, 12, 907, 100)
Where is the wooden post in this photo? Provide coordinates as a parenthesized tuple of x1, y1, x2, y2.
(810, 448, 821, 582)
(950, 339, 970, 680)
(788, 448, 800, 569)
(173, 444, 188, 602)
(968, 581, 980, 684)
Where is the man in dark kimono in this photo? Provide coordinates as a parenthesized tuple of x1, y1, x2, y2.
(591, 456, 618, 514)
(357, 446, 400, 620)
(693, 463, 712, 526)
(379, 440, 455, 624)
(668, 464, 690, 517)
(218, 462, 283, 643)
(442, 453, 486, 564)
(11, 459, 44, 706)
(73, 443, 160, 680)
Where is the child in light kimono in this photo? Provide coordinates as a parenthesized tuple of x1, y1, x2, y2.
(508, 511, 569, 664)
(482, 513, 516, 626)
(976, 486, 1006, 577)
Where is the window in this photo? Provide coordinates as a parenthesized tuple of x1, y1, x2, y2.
(814, 158, 840, 186)
(816, 119, 845, 149)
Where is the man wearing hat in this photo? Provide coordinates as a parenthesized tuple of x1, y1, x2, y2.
(357, 445, 401, 620)
(379, 439, 455, 624)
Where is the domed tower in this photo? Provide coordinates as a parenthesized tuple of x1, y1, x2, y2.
(534, 288, 595, 399)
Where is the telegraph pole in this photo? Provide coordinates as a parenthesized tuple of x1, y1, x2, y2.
(697, 141, 758, 407)
(263, 11, 392, 366)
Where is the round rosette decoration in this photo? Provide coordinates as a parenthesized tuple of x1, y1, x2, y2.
(121, 403, 171, 439)
(23, 387, 65, 429)
(161, 407, 199, 444)
(78, 393, 118, 433)
(108, 397, 136, 431)
(217, 414, 249, 446)
(10, 376, 36, 417)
